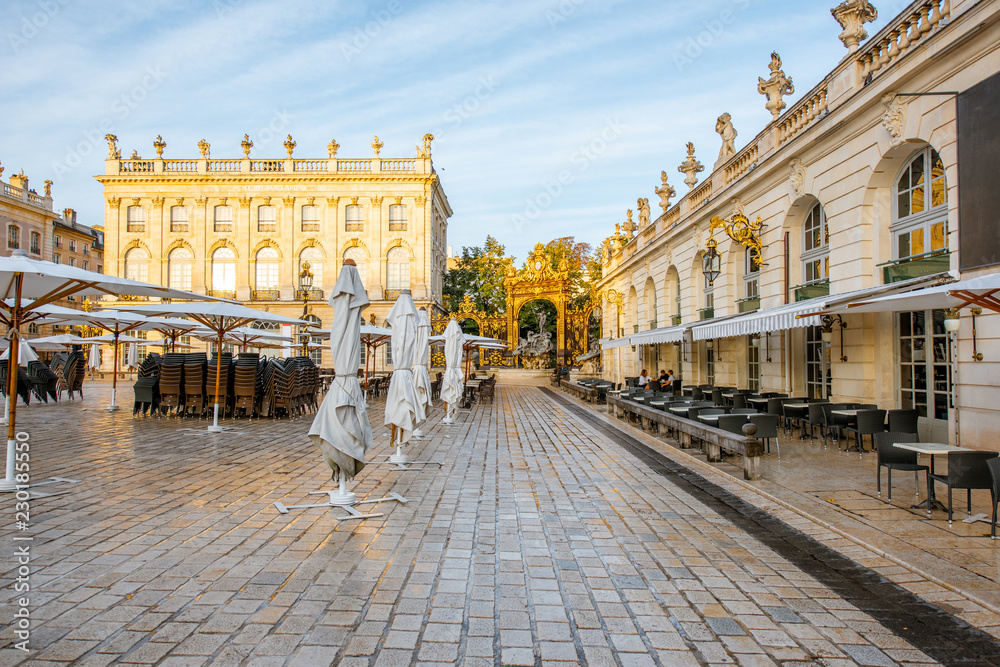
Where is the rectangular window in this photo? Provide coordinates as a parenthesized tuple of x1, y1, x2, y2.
(97, 265, 102, 273)
(82, 244, 88, 255)
(54, 253, 60, 263)
(83, 260, 88, 271)
(7, 226, 18, 249)
(385, 341, 393, 366)
(899, 310, 952, 420)
(345, 205, 363, 232)
(805, 326, 831, 399)
(747, 339, 760, 392)
(54, 235, 62, 248)
(214, 205, 233, 232)
(127, 206, 145, 232)
(213, 262, 236, 291)
(30, 232, 40, 254)
(170, 260, 192, 292)
(389, 205, 407, 231)
(301, 205, 320, 232)
(69, 257, 75, 267)
(258, 205, 277, 232)
(706, 347, 715, 386)
(170, 206, 189, 232)
(68, 239, 76, 252)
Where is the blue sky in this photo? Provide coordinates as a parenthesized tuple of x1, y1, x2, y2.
(0, 0, 902, 264)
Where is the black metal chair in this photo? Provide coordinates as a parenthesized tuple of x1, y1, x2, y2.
(821, 403, 853, 448)
(987, 458, 1000, 539)
(802, 402, 829, 441)
(717, 414, 749, 435)
(750, 414, 780, 458)
(929, 451, 999, 525)
(887, 409, 919, 436)
(731, 394, 747, 409)
(711, 388, 725, 405)
(873, 431, 924, 501)
(845, 409, 887, 456)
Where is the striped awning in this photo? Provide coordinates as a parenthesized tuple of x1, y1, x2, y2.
(601, 336, 632, 350)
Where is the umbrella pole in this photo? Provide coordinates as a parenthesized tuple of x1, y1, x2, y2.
(107, 331, 120, 411)
(209, 329, 224, 432)
(327, 467, 356, 506)
(1, 279, 23, 492)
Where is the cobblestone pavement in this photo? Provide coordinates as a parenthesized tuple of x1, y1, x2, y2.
(2, 382, 1000, 666)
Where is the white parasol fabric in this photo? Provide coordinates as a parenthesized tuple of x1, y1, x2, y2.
(126, 342, 138, 369)
(839, 272, 1000, 315)
(308, 261, 372, 478)
(441, 319, 464, 407)
(412, 309, 433, 417)
(383, 292, 420, 445)
(88, 343, 100, 370)
(0, 342, 38, 365)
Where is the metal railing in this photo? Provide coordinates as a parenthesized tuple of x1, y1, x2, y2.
(251, 289, 281, 301)
(383, 289, 402, 301)
(208, 290, 237, 300)
(296, 288, 324, 301)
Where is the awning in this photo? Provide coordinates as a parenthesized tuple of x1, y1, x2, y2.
(632, 312, 746, 346)
(601, 336, 632, 350)
(691, 272, 953, 341)
(841, 271, 1000, 314)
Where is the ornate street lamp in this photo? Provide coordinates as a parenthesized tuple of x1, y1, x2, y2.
(702, 238, 721, 286)
(298, 261, 314, 356)
(821, 314, 848, 362)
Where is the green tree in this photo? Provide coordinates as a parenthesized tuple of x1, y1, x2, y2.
(442, 235, 512, 315)
(524, 237, 600, 308)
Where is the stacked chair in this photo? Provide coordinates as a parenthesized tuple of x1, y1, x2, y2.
(0, 363, 32, 406)
(157, 353, 186, 414)
(132, 353, 162, 416)
(207, 353, 233, 416)
(183, 353, 207, 417)
(64, 350, 85, 400)
(26, 361, 59, 403)
(232, 353, 260, 418)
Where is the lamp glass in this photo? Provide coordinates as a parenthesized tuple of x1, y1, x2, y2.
(944, 316, 961, 332)
(821, 330, 832, 343)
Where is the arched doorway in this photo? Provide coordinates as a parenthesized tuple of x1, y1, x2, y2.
(515, 298, 557, 368)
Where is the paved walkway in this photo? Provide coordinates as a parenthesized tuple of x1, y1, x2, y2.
(1, 382, 999, 665)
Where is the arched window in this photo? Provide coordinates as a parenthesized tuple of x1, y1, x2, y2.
(344, 247, 366, 287)
(389, 205, 407, 231)
(628, 286, 639, 334)
(386, 247, 409, 291)
(168, 247, 193, 291)
(300, 247, 323, 291)
(212, 247, 236, 293)
(7, 225, 19, 250)
(124, 247, 149, 283)
(255, 247, 280, 290)
(214, 205, 233, 232)
(170, 206, 188, 232)
(893, 147, 948, 261)
(801, 202, 828, 285)
(743, 248, 760, 309)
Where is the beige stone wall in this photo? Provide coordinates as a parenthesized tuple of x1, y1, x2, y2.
(597, 0, 1000, 448)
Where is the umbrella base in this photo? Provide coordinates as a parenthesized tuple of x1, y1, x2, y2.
(0, 478, 16, 492)
(370, 454, 443, 470)
(207, 425, 226, 433)
(389, 450, 409, 465)
(272, 490, 408, 520)
(327, 489, 356, 506)
(106, 405, 121, 412)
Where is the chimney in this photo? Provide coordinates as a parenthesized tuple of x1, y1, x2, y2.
(63, 208, 77, 224)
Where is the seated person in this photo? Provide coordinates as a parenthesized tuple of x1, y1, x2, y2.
(666, 369, 675, 384)
(637, 369, 651, 388)
(658, 370, 669, 384)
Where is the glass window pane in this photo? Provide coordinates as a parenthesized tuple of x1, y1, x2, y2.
(898, 192, 910, 219)
(911, 154, 925, 186)
(931, 178, 946, 208)
(912, 187, 925, 215)
(911, 227, 924, 256)
(898, 167, 910, 192)
(901, 391, 913, 409)
(914, 364, 927, 389)
(913, 311, 925, 337)
(900, 339, 912, 364)
(898, 232, 910, 260)
(900, 312, 911, 337)
(930, 222, 945, 251)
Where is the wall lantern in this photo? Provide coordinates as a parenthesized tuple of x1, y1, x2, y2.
(821, 314, 847, 363)
(702, 238, 721, 286)
(943, 308, 961, 333)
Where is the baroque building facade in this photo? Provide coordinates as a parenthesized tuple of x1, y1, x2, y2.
(95, 134, 451, 364)
(597, 0, 1000, 448)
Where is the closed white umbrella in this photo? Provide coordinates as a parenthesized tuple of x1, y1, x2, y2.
(441, 319, 464, 424)
(88, 343, 100, 370)
(307, 259, 372, 505)
(383, 291, 420, 464)
(0, 341, 38, 365)
(411, 308, 432, 437)
(126, 342, 139, 369)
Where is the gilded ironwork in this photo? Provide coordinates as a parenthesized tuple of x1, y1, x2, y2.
(709, 213, 765, 265)
(251, 289, 281, 301)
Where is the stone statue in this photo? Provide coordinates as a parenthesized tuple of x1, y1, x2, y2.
(327, 139, 339, 158)
(242, 134, 254, 157)
(637, 198, 650, 229)
(417, 133, 434, 158)
(105, 134, 120, 159)
(831, 0, 877, 53)
(655, 171, 676, 212)
(513, 307, 555, 369)
(758, 52, 794, 120)
(715, 113, 737, 167)
(43, 180, 52, 197)
(881, 93, 906, 146)
(623, 209, 637, 239)
(197, 139, 211, 159)
(678, 143, 705, 190)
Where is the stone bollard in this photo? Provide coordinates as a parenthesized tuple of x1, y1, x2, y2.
(657, 421, 669, 438)
(705, 441, 722, 462)
(680, 432, 693, 449)
(742, 422, 763, 480)
(641, 415, 653, 431)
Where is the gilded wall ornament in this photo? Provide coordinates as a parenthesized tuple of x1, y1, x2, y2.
(283, 134, 296, 158)
(757, 52, 794, 120)
(307, 196, 315, 206)
(152, 196, 164, 208)
(881, 93, 906, 146)
(282, 196, 295, 207)
(220, 197, 228, 206)
(350, 196, 359, 206)
(241, 134, 253, 157)
(394, 196, 402, 205)
(238, 196, 251, 208)
(130, 197, 141, 207)
(153, 135, 166, 158)
(195, 197, 207, 206)
(176, 197, 185, 206)
(326, 196, 339, 207)
(831, 0, 877, 53)
(197, 139, 210, 159)
(327, 139, 339, 158)
(655, 171, 676, 212)
(371, 136, 383, 157)
(107, 196, 120, 208)
(415, 195, 426, 206)
(105, 134, 120, 159)
(371, 196, 383, 205)
(262, 196, 272, 206)
(678, 143, 705, 190)
(715, 113, 738, 167)
(788, 158, 806, 197)
(623, 210, 637, 239)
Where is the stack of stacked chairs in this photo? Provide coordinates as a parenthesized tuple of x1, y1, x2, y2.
(285, 356, 316, 415)
(50, 352, 68, 397)
(183, 353, 207, 417)
(27, 360, 59, 403)
(261, 358, 296, 418)
(0, 362, 32, 406)
(64, 350, 85, 400)
(207, 353, 233, 417)
(133, 352, 162, 416)
(233, 353, 260, 418)
(158, 353, 185, 415)
(300, 358, 319, 412)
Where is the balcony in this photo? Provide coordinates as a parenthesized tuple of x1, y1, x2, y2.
(127, 224, 145, 233)
(118, 295, 150, 302)
(170, 224, 188, 233)
(214, 223, 233, 233)
(251, 289, 281, 301)
(257, 223, 277, 233)
(671, 315, 682, 326)
(793, 279, 829, 302)
(698, 307, 715, 321)
(301, 223, 320, 232)
(295, 288, 324, 301)
(737, 297, 760, 313)
(346, 223, 364, 233)
(383, 289, 402, 301)
(880, 251, 951, 284)
(208, 290, 237, 300)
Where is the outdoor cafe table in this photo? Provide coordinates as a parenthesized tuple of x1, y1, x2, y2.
(747, 397, 770, 408)
(784, 402, 811, 409)
(893, 442, 973, 512)
(698, 414, 720, 424)
(669, 406, 692, 415)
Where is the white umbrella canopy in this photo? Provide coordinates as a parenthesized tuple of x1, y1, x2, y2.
(0, 341, 38, 365)
(308, 260, 372, 493)
(440, 319, 464, 421)
(88, 343, 100, 370)
(21, 333, 86, 346)
(383, 292, 420, 450)
(116, 301, 308, 432)
(842, 272, 1000, 315)
(0, 250, 219, 492)
(412, 309, 433, 420)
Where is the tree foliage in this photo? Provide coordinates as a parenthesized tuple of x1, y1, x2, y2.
(442, 235, 512, 315)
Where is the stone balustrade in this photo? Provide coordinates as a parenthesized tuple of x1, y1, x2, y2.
(858, 0, 951, 83)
